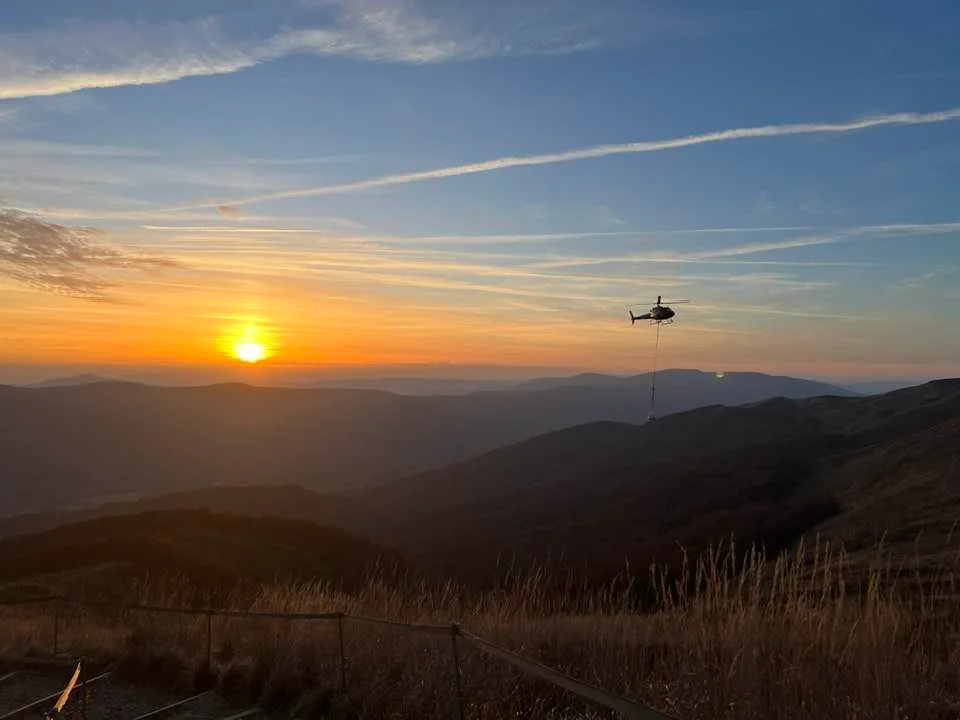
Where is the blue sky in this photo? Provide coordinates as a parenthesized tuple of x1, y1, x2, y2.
(0, 0, 958, 382)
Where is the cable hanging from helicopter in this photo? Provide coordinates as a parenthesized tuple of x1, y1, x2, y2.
(626, 295, 691, 422)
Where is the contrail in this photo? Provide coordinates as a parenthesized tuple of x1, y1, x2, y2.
(173, 107, 960, 211)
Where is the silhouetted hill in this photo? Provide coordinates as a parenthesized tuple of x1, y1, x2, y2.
(314, 377, 515, 394)
(0, 370, 851, 517)
(2, 381, 956, 589)
(28, 373, 113, 388)
(357, 380, 960, 584)
(843, 379, 924, 395)
(0, 484, 368, 540)
(511, 369, 852, 399)
(0, 509, 401, 594)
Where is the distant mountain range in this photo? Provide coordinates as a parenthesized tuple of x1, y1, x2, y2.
(26, 369, 900, 395)
(312, 376, 516, 394)
(3, 378, 957, 592)
(27, 373, 112, 388)
(0, 370, 853, 517)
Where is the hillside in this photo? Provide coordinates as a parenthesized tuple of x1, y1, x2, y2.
(2, 380, 954, 588)
(357, 380, 960, 583)
(0, 509, 402, 596)
(0, 484, 369, 539)
(0, 370, 850, 517)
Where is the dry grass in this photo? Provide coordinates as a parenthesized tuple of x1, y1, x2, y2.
(2, 538, 959, 720)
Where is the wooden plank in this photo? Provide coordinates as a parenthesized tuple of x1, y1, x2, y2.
(458, 630, 677, 720)
(344, 614, 450, 635)
(0, 672, 18, 686)
(128, 691, 213, 720)
(0, 671, 111, 720)
(52, 663, 81, 713)
(216, 707, 263, 720)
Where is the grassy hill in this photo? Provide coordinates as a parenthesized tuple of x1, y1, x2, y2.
(0, 509, 403, 596)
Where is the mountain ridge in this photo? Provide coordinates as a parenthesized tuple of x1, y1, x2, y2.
(0, 369, 853, 517)
(0, 380, 956, 589)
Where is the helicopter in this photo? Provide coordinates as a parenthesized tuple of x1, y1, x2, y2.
(628, 296, 691, 325)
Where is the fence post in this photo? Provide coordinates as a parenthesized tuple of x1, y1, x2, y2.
(449, 624, 465, 720)
(205, 611, 213, 676)
(337, 613, 347, 693)
(80, 657, 87, 720)
(52, 597, 60, 656)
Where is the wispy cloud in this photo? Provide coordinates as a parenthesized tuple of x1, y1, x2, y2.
(691, 234, 846, 260)
(0, 208, 179, 301)
(891, 268, 953, 293)
(533, 221, 960, 268)
(212, 154, 366, 167)
(142, 225, 354, 235)
(388, 226, 815, 244)
(0, 138, 155, 158)
(0, 105, 21, 127)
(133, 224, 817, 247)
(0, 1, 650, 100)
(692, 302, 879, 323)
(0, 18, 263, 100)
(591, 204, 626, 227)
(177, 107, 960, 210)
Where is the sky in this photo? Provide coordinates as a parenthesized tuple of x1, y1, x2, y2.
(1, 0, 959, 384)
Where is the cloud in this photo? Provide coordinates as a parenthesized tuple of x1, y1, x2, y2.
(0, 208, 180, 301)
(382, 226, 815, 245)
(0, 2, 650, 100)
(214, 154, 366, 167)
(532, 221, 960, 268)
(274, 0, 632, 63)
(0, 105, 21, 127)
(0, 139, 155, 158)
(891, 268, 952, 293)
(217, 205, 244, 219)
(0, 18, 264, 100)
(591, 204, 626, 227)
(691, 234, 846, 260)
(177, 106, 960, 210)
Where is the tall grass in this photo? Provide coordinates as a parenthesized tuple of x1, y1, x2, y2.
(2, 538, 958, 719)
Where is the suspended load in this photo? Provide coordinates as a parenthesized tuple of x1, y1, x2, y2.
(626, 296, 691, 422)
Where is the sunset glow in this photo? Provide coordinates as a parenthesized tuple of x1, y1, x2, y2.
(0, 1, 958, 385)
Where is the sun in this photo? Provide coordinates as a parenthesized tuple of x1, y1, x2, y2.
(234, 340, 267, 364)
(220, 322, 274, 364)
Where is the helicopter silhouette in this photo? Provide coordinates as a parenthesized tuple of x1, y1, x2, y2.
(627, 295, 693, 422)
(628, 296, 690, 325)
